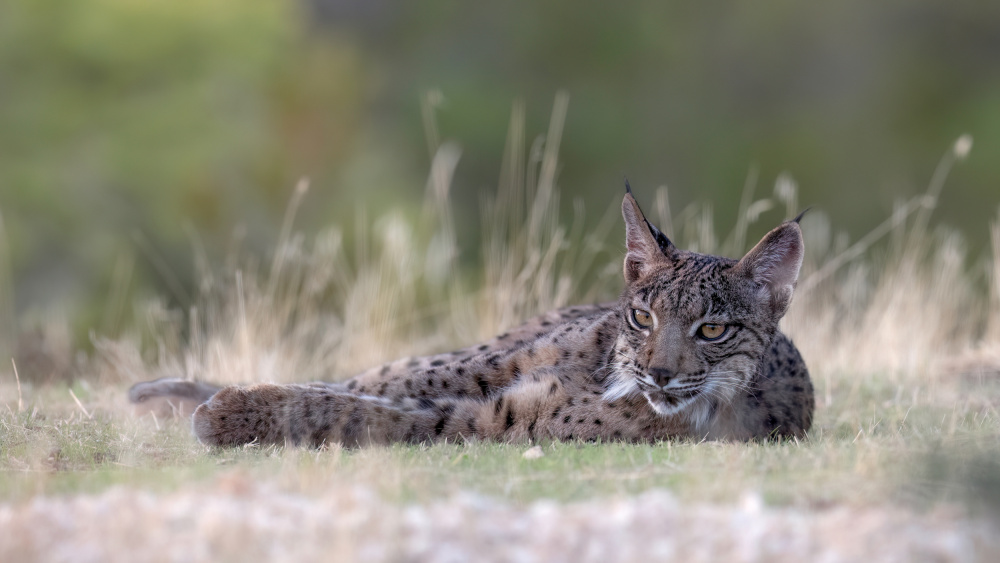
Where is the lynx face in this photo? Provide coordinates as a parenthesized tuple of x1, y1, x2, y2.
(604, 190, 804, 422)
(607, 256, 776, 417)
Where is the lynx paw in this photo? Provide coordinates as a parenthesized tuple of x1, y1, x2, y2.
(192, 384, 291, 447)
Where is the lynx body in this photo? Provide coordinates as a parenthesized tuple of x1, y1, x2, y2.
(129, 188, 814, 446)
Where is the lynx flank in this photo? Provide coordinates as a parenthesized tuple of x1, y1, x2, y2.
(129, 186, 814, 446)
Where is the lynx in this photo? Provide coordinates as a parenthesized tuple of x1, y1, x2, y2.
(129, 186, 814, 446)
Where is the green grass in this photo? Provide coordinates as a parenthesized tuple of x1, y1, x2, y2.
(3, 372, 997, 516)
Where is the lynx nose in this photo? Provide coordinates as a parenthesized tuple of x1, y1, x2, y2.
(649, 367, 675, 387)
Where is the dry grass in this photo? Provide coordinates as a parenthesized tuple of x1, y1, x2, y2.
(1, 105, 999, 560)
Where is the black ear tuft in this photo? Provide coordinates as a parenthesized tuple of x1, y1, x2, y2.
(645, 219, 673, 255)
(624, 176, 633, 195)
(792, 207, 812, 224)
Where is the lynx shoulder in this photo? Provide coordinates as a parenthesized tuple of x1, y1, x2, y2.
(130, 186, 813, 446)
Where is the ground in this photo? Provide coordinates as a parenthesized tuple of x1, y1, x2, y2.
(1, 365, 999, 561)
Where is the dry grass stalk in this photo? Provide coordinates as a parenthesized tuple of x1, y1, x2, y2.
(11, 359, 22, 413)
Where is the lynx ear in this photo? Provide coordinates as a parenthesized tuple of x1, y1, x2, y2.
(734, 221, 804, 316)
(622, 189, 670, 283)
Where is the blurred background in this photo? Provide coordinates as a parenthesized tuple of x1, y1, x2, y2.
(1, 0, 999, 358)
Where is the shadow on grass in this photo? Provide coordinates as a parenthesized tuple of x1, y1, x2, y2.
(906, 443, 1000, 522)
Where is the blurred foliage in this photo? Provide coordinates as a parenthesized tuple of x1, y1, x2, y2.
(0, 0, 374, 339)
(1, 0, 999, 352)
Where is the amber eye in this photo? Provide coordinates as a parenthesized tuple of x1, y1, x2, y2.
(630, 308, 654, 329)
(698, 323, 727, 341)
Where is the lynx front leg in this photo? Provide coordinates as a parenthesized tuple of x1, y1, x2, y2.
(192, 371, 664, 448)
(191, 380, 567, 448)
(192, 384, 481, 448)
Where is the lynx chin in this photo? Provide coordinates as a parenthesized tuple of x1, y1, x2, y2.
(130, 184, 814, 447)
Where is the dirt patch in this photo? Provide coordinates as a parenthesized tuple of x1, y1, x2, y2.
(1, 476, 994, 562)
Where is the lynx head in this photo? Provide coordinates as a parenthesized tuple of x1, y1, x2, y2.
(604, 185, 804, 424)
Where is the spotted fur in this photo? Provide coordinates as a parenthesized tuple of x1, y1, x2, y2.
(130, 189, 813, 447)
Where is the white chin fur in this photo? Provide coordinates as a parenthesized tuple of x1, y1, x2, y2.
(683, 399, 714, 433)
(644, 392, 696, 416)
(644, 393, 716, 436)
(602, 368, 642, 402)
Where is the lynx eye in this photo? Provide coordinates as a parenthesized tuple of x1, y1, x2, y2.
(630, 308, 654, 329)
(698, 323, 728, 341)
